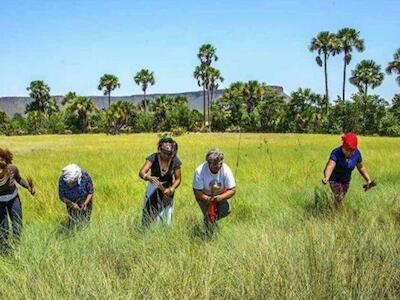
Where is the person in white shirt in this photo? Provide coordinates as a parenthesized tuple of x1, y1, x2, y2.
(192, 149, 236, 227)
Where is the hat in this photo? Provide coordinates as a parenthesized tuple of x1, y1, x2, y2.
(342, 133, 358, 151)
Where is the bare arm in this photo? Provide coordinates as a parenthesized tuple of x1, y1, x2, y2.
(83, 194, 93, 207)
(193, 187, 236, 203)
(14, 166, 34, 195)
(139, 160, 160, 187)
(164, 168, 181, 196)
(60, 196, 80, 210)
(213, 187, 236, 202)
(322, 159, 336, 183)
(357, 162, 372, 183)
(193, 189, 212, 203)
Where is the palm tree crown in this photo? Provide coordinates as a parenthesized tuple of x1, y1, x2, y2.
(350, 59, 385, 95)
(386, 48, 400, 86)
(97, 74, 120, 108)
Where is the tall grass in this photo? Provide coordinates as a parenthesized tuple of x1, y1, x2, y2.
(0, 133, 399, 299)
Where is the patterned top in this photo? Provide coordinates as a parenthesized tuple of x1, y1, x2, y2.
(58, 171, 94, 203)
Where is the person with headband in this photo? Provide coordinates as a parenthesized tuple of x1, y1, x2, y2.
(58, 164, 94, 225)
(193, 148, 236, 230)
(322, 133, 374, 207)
(0, 148, 35, 251)
(139, 137, 181, 226)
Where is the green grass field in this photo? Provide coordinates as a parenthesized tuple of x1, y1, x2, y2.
(0, 133, 399, 299)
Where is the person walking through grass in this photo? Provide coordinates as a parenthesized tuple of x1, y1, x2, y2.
(58, 164, 94, 226)
(0, 148, 35, 252)
(193, 149, 236, 231)
(139, 137, 181, 226)
(322, 133, 375, 208)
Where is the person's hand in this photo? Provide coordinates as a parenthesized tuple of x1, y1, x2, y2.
(80, 203, 87, 211)
(321, 178, 328, 185)
(29, 186, 36, 196)
(363, 179, 376, 192)
(70, 203, 81, 211)
(163, 187, 174, 197)
(147, 176, 161, 188)
(210, 195, 220, 202)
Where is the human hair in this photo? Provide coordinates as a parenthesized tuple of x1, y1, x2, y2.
(206, 148, 224, 163)
(0, 148, 13, 164)
(157, 137, 178, 157)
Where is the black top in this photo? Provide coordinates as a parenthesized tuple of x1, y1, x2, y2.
(0, 165, 22, 196)
(146, 153, 181, 188)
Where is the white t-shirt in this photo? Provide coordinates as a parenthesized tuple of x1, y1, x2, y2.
(192, 162, 236, 195)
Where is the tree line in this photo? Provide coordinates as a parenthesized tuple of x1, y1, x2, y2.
(0, 28, 399, 136)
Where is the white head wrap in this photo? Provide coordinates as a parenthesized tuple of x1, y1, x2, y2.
(62, 164, 82, 184)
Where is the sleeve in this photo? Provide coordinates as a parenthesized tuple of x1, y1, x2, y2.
(329, 149, 338, 162)
(58, 177, 66, 199)
(13, 165, 22, 183)
(223, 165, 236, 189)
(357, 150, 363, 164)
(85, 173, 94, 194)
(146, 153, 156, 163)
(192, 169, 204, 190)
(173, 157, 182, 170)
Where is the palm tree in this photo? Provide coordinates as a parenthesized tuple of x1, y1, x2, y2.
(194, 43, 220, 127)
(26, 80, 51, 114)
(193, 64, 209, 125)
(206, 67, 224, 123)
(350, 60, 385, 96)
(66, 96, 96, 132)
(243, 80, 265, 113)
(309, 31, 341, 112)
(337, 28, 365, 101)
(107, 101, 136, 134)
(386, 48, 400, 86)
(134, 69, 155, 112)
(198, 44, 218, 66)
(98, 74, 120, 108)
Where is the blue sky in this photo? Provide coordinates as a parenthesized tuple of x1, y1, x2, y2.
(0, 0, 399, 101)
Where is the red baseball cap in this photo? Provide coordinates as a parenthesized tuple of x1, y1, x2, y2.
(342, 132, 358, 151)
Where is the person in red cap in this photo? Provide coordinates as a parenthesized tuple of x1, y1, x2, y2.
(322, 133, 374, 207)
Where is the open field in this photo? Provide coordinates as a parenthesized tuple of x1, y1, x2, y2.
(0, 133, 399, 299)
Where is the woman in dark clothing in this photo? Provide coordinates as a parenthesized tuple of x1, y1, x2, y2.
(0, 148, 35, 249)
(322, 133, 374, 207)
(58, 164, 94, 226)
(139, 137, 181, 225)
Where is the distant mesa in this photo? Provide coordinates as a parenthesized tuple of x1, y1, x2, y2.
(0, 86, 287, 117)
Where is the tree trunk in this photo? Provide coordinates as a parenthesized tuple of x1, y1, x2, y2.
(342, 57, 347, 102)
(108, 91, 111, 108)
(324, 52, 329, 115)
(207, 88, 210, 130)
(365, 83, 368, 96)
(202, 85, 206, 126)
(144, 90, 147, 113)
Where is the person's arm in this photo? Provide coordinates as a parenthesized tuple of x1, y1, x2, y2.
(213, 187, 236, 202)
(81, 194, 93, 210)
(81, 174, 94, 209)
(357, 162, 372, 184)
(164, 168, 181, 197)
(193, 189, 212, 203)
(139, 159, 160, 187)
(322, 159, 336, 184)
(60, 196, 80, 210)
(14, 166, 35, 195)
(58, 178, 80, 210)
